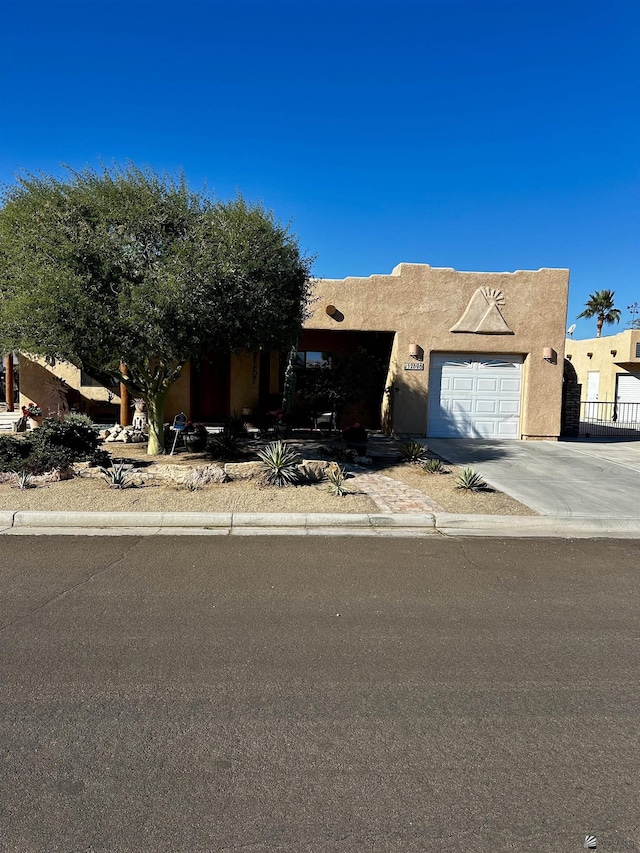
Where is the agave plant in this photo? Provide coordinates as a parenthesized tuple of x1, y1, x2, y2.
(256, 441, 300, 487)
(327, 466, 350, 497)
(100, 461, 134, 489)
(455, 467, 487, 491)
(421, 458, 447, 474)
(399, 441, 429, 464)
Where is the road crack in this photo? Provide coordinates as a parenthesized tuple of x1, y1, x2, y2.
(0, 537, 144, 633)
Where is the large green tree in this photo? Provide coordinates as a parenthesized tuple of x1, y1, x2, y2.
(0, 164, 312, 453)
(577, 289, 621, 338)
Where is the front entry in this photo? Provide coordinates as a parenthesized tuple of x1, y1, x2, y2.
(428, 353, 523, 439)
(191, 353, 230, 421)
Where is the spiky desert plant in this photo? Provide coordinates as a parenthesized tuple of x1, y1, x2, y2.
(455, 467, 487, 491)
(327, 466, 350, 496)
(256, 441, 300, 487)
(399, 441, 429, 464)
(12, 470, 34, 490)
(207, 425, 242, 460)
(100, 461, 134, 489)
(421, 458, 447, 474)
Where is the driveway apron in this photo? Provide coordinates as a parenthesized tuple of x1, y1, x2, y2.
(427, 439, 640, 518)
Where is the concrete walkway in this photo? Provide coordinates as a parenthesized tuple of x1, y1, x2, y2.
(427, 438, 640, 518)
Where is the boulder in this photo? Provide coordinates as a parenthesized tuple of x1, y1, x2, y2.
(224, 461, 264, 481)
(297, 459, 340, 482)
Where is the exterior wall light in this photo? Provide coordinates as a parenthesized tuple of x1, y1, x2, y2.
(543, 347, 557, 363)
(587, 352, 593, 359)
(611, 350, 617, 357)
(409, 343, 424, 361)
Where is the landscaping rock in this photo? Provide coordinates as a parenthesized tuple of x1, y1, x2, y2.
(224, 461, 264, 481)
(297, 459, 340, 482)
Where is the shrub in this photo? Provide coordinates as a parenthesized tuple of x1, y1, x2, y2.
(455, 467, 488, 491)
(0, 417, 103, 475)
(0, 435, 31, 473)
(207, 425, 243, 460)
(256, 440, 300, 487)
(318, 443, 356, 463)
(399, 441, 429, 464)
(30, 417, 100, 459)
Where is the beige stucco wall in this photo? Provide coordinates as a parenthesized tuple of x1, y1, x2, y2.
(19, 355, 121, 414)
(165, 363, 191, 419)
(19, 354, 195, 424)
(565, 330, 640, 401)
(229, 352, 259, 415)
(305, 263, 570, 438)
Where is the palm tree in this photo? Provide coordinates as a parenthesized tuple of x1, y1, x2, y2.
(577, 290, 621, 338)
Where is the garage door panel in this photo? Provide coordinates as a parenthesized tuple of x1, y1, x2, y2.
(477, 378, 498, 392)
(452, 377, 474, 392)
(428, 353, 523, 439)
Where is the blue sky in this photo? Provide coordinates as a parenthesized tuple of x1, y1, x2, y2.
(1, 0, 638, 339)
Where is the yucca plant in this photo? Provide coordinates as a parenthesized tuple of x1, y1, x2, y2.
(399, 441, 429, 464)
(422, 458, 447, 474)
(12, 470, 34, 490)
(256, 441, 300, 487)
(100, 461, 134, 489)
(327, 466, 350, 496)
(455, 467, 487, 491)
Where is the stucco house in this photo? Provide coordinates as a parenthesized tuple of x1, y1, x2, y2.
(565, 328, 640, 427)
(11, 262, 570, 440)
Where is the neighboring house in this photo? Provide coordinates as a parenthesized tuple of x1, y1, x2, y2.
(565, 329, 640, 430)
(15, 262, 570, 440)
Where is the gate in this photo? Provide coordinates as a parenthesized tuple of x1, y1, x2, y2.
(579, 401, 640, 438)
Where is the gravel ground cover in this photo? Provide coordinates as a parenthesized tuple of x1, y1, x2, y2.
(378, 462, 535, 516)
(0, 438, 534, 516)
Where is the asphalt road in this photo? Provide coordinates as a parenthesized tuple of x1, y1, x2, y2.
(1, 536, 639, 852)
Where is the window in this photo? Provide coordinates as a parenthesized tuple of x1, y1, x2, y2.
(293, 351, 331, 370)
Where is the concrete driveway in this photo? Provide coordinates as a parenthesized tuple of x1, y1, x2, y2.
(427, 439, 640, 518)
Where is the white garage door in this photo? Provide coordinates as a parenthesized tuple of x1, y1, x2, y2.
(616, 373, 640, 424)
(616, 373, 640, 404)
(428, 353, 523, 439)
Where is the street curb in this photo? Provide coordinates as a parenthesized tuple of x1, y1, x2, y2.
(2, 510, 640, 537)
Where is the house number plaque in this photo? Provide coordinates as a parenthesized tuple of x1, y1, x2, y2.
(403, 362, 424, 371)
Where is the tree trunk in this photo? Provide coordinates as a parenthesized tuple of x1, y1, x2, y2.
(145, 390, 169, 455)
(596, 317, 603, 338)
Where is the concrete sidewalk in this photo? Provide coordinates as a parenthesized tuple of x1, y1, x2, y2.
(2, 509, 640, 537)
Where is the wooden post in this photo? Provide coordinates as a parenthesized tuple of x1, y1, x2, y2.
(4, 355, 14, 412)
(119, 363, 130, 426)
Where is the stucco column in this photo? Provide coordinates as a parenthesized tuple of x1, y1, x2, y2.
(119, 363, 130, 426)
(4, 355, 14, 412)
